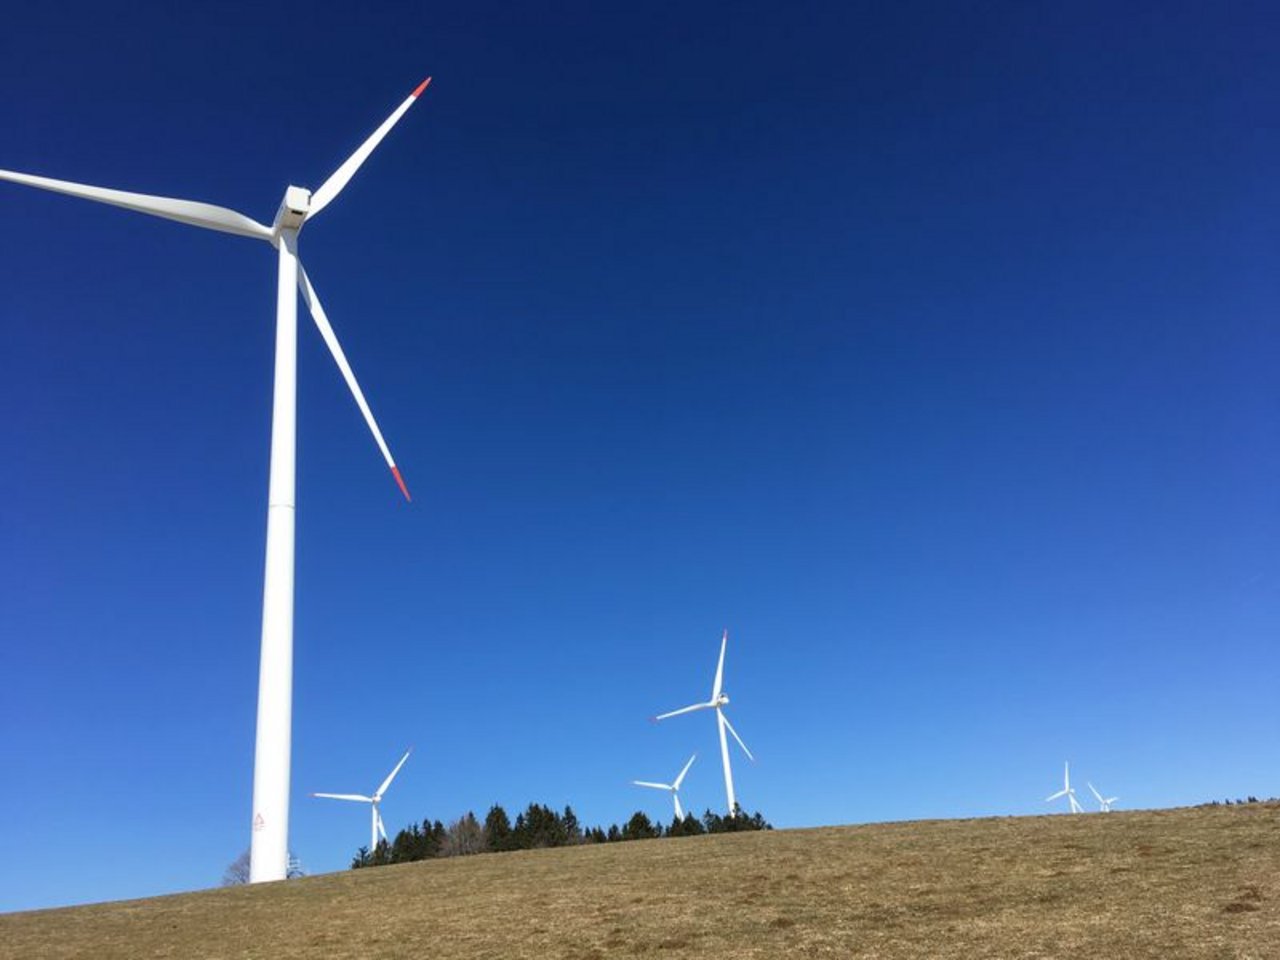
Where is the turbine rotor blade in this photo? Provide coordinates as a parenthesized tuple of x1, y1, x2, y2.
(312, 793, 373, 803)
(720, 711, 754, 762)
(375, 748, 413, 798)
(376, 808, 388, 842)
(711, 630, 728, 700)
(673, 753, 697, 790)
(632, 781, 672, 791)
(0, 168, 273, 240)
(1045, 789, 1067, 802)
(1088, 783, 1104, 804)
(297, 265, 410, 501)
(307, 77, 432, 220)
(652, 702, 711, 721)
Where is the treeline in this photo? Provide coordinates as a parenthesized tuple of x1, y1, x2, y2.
(1201, 796, 1275, 807)
(352, 802, 771, 869)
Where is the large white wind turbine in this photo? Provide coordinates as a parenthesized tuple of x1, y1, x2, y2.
(1045, 761, 1083, 814)
(314, 748, 413, 852)
(633, 753, 697, 821)
(1088, 782, 1118, 813)
(0, 76, 432, 882)
(652, 630, 754, 814)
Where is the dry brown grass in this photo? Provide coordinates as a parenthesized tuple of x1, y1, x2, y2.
(3, 803, 1277, 958)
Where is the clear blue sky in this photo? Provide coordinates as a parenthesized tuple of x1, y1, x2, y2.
(1, 1, 1276, 912)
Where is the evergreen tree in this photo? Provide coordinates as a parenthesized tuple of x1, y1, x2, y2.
(390, 824, 415, 863)
(683, 812, 706, 835)
(391, 821, 444, 863)
(621, 811, 659, 841)
(422, 818, 444, 858)
(699, 805, 771, 834)
(484, 804, 513, 852)
(513, 803, 568, 848)
(369, 838, 393, 865)
(668, 812, 706, 837)
(562, 805, 582, 844)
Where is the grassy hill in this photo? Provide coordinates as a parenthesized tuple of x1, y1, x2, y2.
(2, 803, 1276, 958)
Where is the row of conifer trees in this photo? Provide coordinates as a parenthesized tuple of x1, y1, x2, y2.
(351, 802, 771, 868)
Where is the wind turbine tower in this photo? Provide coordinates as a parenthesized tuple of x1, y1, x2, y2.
(0, 77, 433, 882)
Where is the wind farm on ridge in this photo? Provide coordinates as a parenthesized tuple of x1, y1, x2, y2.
(1, 5, 1277, 956)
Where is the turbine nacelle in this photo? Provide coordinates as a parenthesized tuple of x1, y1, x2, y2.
(272, 186, 312, 233)
(716, 693, 730, 707)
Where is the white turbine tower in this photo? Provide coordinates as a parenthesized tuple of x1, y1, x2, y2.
(652, 630, 754, 815)
(1088, 782, 1118, 813)
(1045, 761, 1083, 814)
(0, 76, 432, 882)
(314, 748, 413, 853)
(633, 754, 697, 821)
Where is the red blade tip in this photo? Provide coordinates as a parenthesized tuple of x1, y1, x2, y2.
(391, 466, 412, 502)
(412, 77, 433, 98)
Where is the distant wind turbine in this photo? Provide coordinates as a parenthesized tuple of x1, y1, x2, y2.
(0, 76, 433, 882)
(314, 748, 413, 852)
(1088, 782, 1118, 813)
(652, 630, 754, 814)
(1045, 761, 1083, 814)
(633, 754, 697, 821)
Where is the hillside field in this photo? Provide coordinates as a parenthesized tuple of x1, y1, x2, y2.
(2, 803, 1276, 958)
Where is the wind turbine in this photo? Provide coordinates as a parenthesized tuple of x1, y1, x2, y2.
(1045, 761, 1083, 814)
(633, 753, 697, 821)
(1088, 782, 1118, 813)
(652, 630, 754, 815)
(313, 748, 413, 853)
(0, 76, 432, 882)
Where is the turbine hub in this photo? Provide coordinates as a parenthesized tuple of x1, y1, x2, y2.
(717, 693, 730, 706)
(272, 185, 311, 232)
